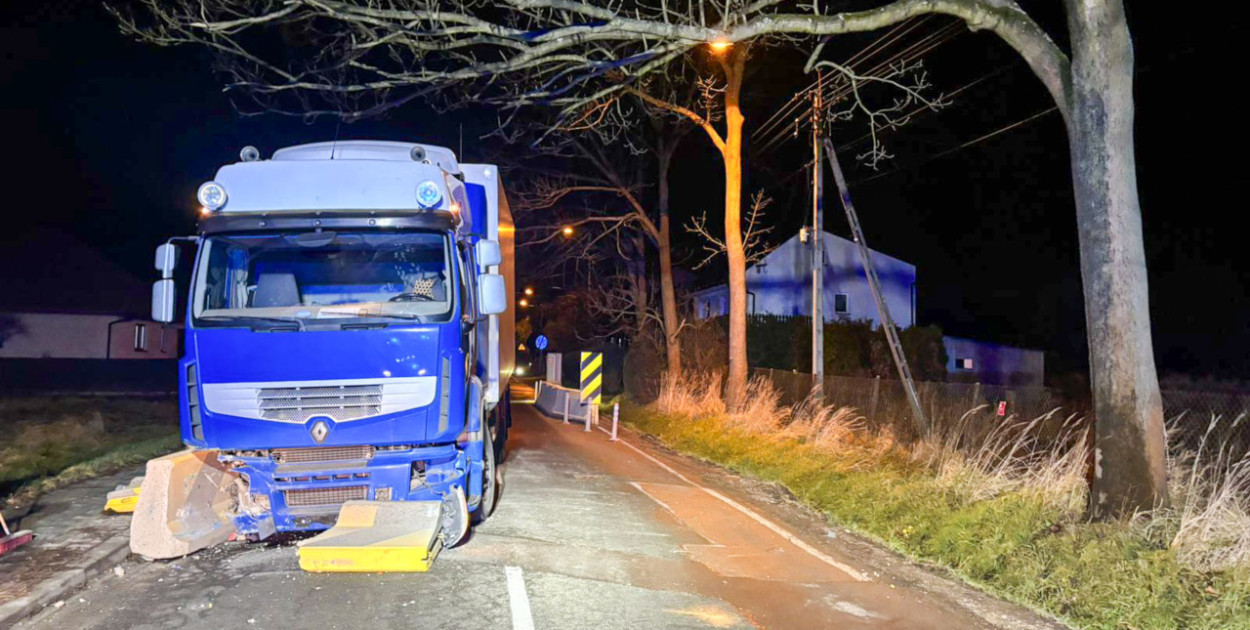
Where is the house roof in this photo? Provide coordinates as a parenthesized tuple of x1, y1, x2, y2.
(691, 229, 914, 296)
(0, 228, 149, 316)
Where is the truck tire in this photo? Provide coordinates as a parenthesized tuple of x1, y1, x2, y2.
(478, 422, 499, 521)
(494, 394, 511, 463)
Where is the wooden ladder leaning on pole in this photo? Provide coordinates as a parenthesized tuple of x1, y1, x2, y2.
(821, 138, 929, 435)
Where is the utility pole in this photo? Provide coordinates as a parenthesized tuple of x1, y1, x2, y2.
(811, 70, 825, 400)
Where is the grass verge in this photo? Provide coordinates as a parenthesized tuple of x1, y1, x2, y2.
(1, 396, 181, 510)
(622, 400, 1250, 630)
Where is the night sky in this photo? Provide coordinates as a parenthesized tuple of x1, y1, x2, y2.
(3, 1, 1245, 380)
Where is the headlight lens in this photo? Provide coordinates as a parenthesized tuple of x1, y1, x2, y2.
(197, 181, 228, 210)
(416, 180, 442, 208)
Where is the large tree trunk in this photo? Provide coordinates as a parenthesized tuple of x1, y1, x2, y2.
(1065, 0, 1167, 517)
(722, 50, 749, 410)
(657, 153, 682, 376)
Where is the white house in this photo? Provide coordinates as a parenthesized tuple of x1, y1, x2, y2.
(692, 230, 916, 327)
(691, 229, 1045, 385)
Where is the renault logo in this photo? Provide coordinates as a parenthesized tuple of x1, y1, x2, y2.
(310, 420, 330, 443)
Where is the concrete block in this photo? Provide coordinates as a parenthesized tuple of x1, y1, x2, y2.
(129, 449, 238, 560)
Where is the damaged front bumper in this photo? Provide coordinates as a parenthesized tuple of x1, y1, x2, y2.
(219, 443, 469, 537)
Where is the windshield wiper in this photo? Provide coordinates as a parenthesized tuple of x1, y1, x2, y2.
(336, 314, 428, 328)
(378, 313, 427, 324)
(199, 315, 306, 331)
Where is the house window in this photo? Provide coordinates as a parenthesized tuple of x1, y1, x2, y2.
(834, 293, 849, 314)
(133, 323, 148, 352)
(956, 358, 974, 370)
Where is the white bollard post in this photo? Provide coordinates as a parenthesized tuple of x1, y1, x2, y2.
(584, 403, 592, 432)
(610, 403, 619, 442)
(563, 394, 570, 424)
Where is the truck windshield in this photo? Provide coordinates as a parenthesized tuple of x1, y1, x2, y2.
(192, 231, 455, 327)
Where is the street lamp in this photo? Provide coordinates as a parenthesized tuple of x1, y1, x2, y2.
(524, 287, 534, 296)
(709, 38, 732, 54)
(561, 225, 574, 237)
(519, 298, 530, 308)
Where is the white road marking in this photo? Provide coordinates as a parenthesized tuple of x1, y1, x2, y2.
(833, 600, 883, 619)
(628, 481, 678, 516)
(505, 565, 536, 630)
(599, 425, 870, 582)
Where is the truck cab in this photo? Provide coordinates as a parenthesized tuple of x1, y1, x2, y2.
(151, 141, 515, 540)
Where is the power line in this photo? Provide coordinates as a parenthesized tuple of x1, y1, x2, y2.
(855, 105, 1061, 185)
(753, 17, 930, 143)
(831, 61, 1018, 155)
(753, 19, 965, 155)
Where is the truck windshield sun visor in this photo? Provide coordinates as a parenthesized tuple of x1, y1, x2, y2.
(191, 230, 455, 328)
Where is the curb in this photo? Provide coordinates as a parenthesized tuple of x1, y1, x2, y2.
(0, 533, 131, 628)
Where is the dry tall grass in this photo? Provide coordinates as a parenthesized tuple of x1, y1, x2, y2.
(1168, 414, 1250, 572)
(650, 372, 1250, 570)
(917, 408, 1090, 513)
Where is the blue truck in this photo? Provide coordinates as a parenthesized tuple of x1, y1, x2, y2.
(131, 141, 515, 568)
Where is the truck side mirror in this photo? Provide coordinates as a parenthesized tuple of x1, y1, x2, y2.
(155, 243, 179, 278)
(477, 273, 507, 316)
(475, 239, 502, 269)
(152, 279, 177, 323)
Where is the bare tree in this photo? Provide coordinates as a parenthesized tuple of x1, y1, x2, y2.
(687, 189, 773, 270)
(115, 0, 1166, 516)
(507, 104, 690, 376)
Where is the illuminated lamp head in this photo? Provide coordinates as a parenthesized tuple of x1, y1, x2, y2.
(197, 181, 227, 211)
(416, 180, 443, 208)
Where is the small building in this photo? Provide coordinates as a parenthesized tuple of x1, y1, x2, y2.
(1, 230, 180, 392)
(0, 312, 177, 360)
(692, 230, 916, 327)
(0, 229, 177, 360)
(943, 336, 1045, 386)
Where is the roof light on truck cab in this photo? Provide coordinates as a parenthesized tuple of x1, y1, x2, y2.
(416, 180, 442, 208)
(197, 181, 228, 211)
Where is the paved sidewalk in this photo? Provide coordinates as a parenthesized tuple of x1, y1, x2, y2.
(0, 468, 143, 626)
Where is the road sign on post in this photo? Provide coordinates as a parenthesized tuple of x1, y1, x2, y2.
(580, 351, 603, 405)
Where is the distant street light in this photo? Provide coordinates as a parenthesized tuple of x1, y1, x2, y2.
(524, 287, 534, 296)
(709, 38, 732, 53)
(561, 226, 574, 237)
(519, 298, 530, 307)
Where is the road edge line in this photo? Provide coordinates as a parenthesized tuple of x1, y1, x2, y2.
(601, 426, 871, 582)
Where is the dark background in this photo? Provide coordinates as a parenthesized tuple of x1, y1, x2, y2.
(2, 1, 1244, 379)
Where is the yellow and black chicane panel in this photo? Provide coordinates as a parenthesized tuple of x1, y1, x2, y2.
(580, 351, 603, 404)
(298, 500, 444, 572)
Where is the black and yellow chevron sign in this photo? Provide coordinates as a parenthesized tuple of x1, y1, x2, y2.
(579, 351, 603, 404)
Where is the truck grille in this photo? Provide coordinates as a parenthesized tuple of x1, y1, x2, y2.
(272, 446, 374, 465)
(201, 376, 437, 424)
(284, 485, 368, 508)
(258, 384, 382, 422)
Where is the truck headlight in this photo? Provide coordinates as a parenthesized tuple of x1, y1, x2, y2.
(416, 180, 442, 208)
(197, 181, 228, 211)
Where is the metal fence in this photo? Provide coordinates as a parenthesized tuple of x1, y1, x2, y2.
(1162, 389, 1250, 452)
(753, 367, 1250, 449)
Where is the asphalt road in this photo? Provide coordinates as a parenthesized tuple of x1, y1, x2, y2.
(16, 390, 1060, 630)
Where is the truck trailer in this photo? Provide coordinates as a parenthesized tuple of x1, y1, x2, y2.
(133, 140, 515, 570)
